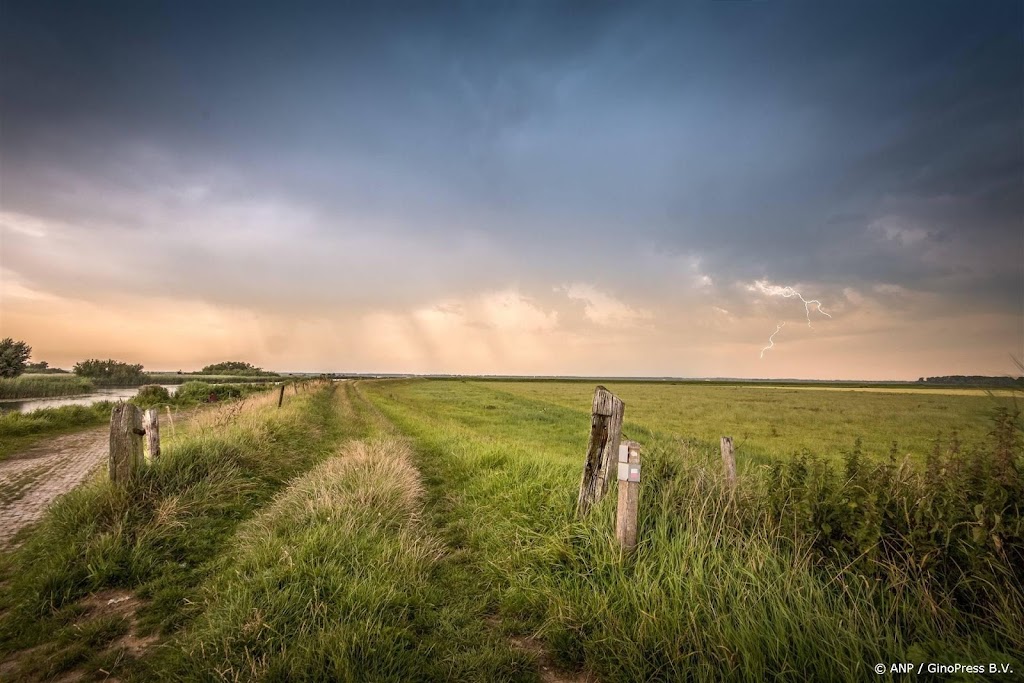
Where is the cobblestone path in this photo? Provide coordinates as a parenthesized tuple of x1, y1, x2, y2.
(0, 426, 108, 547)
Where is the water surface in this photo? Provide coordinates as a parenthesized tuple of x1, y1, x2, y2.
(0, 385, 179, 415)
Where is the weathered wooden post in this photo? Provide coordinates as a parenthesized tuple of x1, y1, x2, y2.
(616, 441, 642, 553)
(278, 384, 285, 408)
(576, 386, 625, 516)
(720, 436, 736, 485)
(110, 403, 144, 483)
(143, 408, 161, 461)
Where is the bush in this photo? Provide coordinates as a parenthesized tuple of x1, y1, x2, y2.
(73, 359, 145, 386)
(199, 361, 276, 376)
(175, 382, 258, 404)
(134, 385, 172, 406)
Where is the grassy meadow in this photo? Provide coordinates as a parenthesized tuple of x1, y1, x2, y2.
(0, 379, 1020, 681)
(482, 380, 1018, 464)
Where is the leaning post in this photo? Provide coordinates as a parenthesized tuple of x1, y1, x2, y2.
(143, 408, 161, 461)
(278, 384, 286, 408)
(616, 441, 642, 553)
(110, 403, 144, 483)
(576, 386, 625, 516)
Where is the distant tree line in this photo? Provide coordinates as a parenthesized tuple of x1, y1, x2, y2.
(916, 375, 1024, 387)
(2, 338, 280, 386)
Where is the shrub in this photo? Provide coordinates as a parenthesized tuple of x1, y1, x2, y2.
(134, 385, 172, 406)
(199, 361, 276, 376)
(175, 382, 255, 404)
(73, 359, 145, 385)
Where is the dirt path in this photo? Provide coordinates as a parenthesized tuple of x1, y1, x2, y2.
(0, 426, 110, 547)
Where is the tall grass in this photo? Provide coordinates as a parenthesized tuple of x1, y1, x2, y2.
(0, 375, 94, 399)
(0, 381, 353, 680)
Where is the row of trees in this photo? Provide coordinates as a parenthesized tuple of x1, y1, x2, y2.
(1, 338, 275, 382)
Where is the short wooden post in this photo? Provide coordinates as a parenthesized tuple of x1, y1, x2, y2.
(720, 436, 736, 485)
(143, 408, 161, 461)
(110, 403, 144, 483)
(278, 384, 285, 407)
(577, 386, 625, 516)
(616, 441, 641, 553)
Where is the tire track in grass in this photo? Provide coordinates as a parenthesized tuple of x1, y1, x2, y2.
(358, 380, 598, 683)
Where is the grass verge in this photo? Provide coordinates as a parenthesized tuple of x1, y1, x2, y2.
(0, 381, 353, 680)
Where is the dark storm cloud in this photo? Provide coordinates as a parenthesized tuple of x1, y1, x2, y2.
(1, 1, 1021, 316)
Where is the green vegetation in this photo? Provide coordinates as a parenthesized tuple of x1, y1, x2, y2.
(134, 384, 173, 404)
(0, 374, 94, 400)
(145, 372, 280, 385)
(485, 380, 1017, 463)
(0, 382, 353, 679)
(73, 358, 147, 386)
(0, 337, 32, 378)
(24, 360, 69, 373)
(1, 379, 1020, 680)
(158, 436, 531, 681)
(356, 380, 1023, 681)
(0, 402, 113, 461)
(0, 382, 275, 461)
(199, 360, 278, 376)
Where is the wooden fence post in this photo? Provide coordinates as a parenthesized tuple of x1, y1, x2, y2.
(143, 408, 161, 462)
(110, 403, 144, 483)
(577, 385, 625, 516)
(278, 384, 285, 408)
(616, 441, 641, 553)
(720, 436, 736, 485)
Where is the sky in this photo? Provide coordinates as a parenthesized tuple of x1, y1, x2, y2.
(1, 0, 1021, 379)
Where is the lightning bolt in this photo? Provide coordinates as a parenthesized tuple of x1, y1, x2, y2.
(749, 280, 832, 357)
(776, 287, 832, 328)
(760, 321, 785, 358)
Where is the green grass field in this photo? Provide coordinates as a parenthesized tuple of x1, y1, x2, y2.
(481, 380, 1017, 464)
(0, 379, 1020, 681)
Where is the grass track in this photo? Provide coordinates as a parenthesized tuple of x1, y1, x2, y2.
(1, 378, 1019, 681)
(359, 379, 1023, 681)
